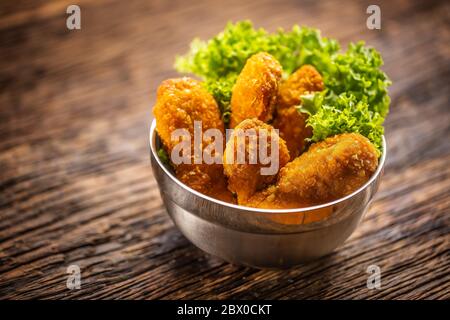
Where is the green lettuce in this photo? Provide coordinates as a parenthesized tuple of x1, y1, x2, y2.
(157, 148, 170, 165)
(175, 21, 390, 154)
(175, 21, 339, 122)
(300, 93, 384, 156)
(322, 42, 391, 117)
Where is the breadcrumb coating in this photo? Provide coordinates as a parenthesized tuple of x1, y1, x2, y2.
(273, 65, 324, 158)
(223, 119, 290, 204)
(230, 53, 282, 128)
(277, 64, 324, 109)
(153, 77, 234, 202)
(247, 133, 379, 208)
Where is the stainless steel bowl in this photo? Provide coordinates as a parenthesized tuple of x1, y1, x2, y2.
(149, 119, 386, 269)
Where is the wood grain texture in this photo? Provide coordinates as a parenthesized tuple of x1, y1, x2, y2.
(0, 0, 449, 299)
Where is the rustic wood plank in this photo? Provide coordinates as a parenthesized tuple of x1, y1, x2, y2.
(0, 0, 449, 299)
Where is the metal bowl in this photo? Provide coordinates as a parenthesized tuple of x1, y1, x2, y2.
(149, 119, 386, 269)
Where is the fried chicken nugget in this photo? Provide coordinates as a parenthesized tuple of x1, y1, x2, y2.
(273, 65, 324, 158)
(153, 77, 234, 202)
(273, 107, 312, 159)
(277, 65, 324, 108)
(230, 53, 282, 128)
(247, 133, 379, 208)
(223, 119, 290, 204)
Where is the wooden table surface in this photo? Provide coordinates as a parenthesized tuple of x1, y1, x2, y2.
(1, 0, 449, 300)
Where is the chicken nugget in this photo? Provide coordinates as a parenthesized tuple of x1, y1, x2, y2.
(247, 133, 378, 209)
(246, 185, 333, 225)
(230, 53, 282, 128)
(154, 77, 225, 149)
(277, 132, 379, 204)
(245, 185, 305, 209)
(223, 119, 290, 204)
(277, 64, 324, 109)
(153, 77, 234, 202)
(273, 65, 324, 158)
(273, 107, 312, 159)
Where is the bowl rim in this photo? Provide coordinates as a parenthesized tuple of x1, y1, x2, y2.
(149, 119, 386, 215)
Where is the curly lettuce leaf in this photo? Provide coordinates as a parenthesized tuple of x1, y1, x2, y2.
(175, 21, 270, 80)
(300, 93, 384, 156)
(174, 20, 391, 151)
(267, 25, 339, 76)
(323, 42, 391, 117)
(175, 21, 339, 122)
(157, 148, 170, 165)
(204, 75, 236, 123)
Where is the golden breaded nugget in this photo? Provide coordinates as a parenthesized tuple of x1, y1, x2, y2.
(223, 119, 290, 204)
(247, 133, 378, 208)
(154, 77, 225, 149)
(230, 53, 282, 128)
(277, 65, 324, 109)
(273, 65, 324, 158)
(246, 186, 333, 225)
(273, 107, 312, 159)
(277, 133, 378, 203)
(153, 77, 234, 202)
(245, 186, 307, 209)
